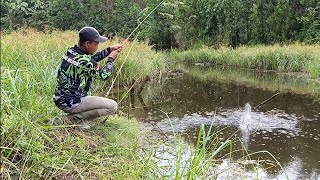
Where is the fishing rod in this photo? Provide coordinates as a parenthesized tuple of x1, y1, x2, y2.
(121, 0, 167, 45)
(106, 0, 167, 96)
(106, 32, 140, 97)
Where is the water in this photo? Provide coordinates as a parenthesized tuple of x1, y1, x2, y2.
(114, 66, 320, 179)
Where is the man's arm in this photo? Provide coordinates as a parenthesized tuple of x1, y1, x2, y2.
(92, 45, 123, 62)
(92, 48, 111, 62)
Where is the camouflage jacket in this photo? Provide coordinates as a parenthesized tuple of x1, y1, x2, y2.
(53, 45, 114, 110)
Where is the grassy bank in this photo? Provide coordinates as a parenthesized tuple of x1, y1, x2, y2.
(168, 44, 320, 79)
(1, 116, 152, 179)
(0, 29, 165, 178)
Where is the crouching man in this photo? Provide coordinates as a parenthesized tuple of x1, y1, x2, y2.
(53, 26, 122, 130)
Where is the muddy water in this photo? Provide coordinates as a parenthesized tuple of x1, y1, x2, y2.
(116, 66, 320, 179)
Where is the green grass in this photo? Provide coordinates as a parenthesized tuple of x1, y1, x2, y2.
(168, 44, 320, 79)
(1, 115, 153, 179)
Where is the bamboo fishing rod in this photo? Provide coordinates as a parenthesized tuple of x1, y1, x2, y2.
(106, 0, 167, 97)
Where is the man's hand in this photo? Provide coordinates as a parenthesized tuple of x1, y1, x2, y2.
(110, 44, 123, 52)
(108, 49, 120, 60)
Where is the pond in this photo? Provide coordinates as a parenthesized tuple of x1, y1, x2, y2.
(112, 66, 320, 179)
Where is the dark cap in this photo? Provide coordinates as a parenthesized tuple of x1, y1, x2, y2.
(79, 26, 108, 42)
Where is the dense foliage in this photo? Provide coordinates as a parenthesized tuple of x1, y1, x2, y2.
(1, 0, 319, 49)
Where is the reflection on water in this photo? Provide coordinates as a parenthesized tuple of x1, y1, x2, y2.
(113, 66, 320, 179)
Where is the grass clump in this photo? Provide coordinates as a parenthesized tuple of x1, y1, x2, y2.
(168, 44, 320, 79)
(1, 115, 151, 179)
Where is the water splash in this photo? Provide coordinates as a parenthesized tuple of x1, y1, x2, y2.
(156, 107, 299, 135)
(239, 103, 255, 148)
(245, 103, 252, 113)
(240, 103, 253, 129)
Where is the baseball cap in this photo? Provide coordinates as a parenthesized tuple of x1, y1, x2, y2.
(79, 26, 108, 42)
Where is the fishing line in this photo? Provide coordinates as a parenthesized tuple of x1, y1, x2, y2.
(106, 33, 140, 97)
(107, 0, 166, 96)
(254, 91, 280, 109)
(118, 68, 147, 104)
(122, 0, 167, 45)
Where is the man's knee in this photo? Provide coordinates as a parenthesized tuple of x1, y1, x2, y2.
(108, 99, 118, 114)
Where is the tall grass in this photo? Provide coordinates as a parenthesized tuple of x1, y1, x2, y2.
(0, 29, 165, 178)
(168, 44, 320, 79)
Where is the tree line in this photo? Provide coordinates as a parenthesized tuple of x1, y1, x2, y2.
(1, 0, 319, 49)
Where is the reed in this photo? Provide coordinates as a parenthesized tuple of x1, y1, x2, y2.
(168, 44, 320, 79)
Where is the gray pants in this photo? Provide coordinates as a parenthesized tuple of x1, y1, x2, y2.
(63, 96, 118, 121)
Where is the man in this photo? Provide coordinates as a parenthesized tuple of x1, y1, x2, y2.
(53, 26, 122, 129)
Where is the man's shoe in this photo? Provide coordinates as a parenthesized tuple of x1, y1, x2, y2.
(75, 120, 91, 131)
(66, 114, 91, 131)
(102, 116, 109, 124)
